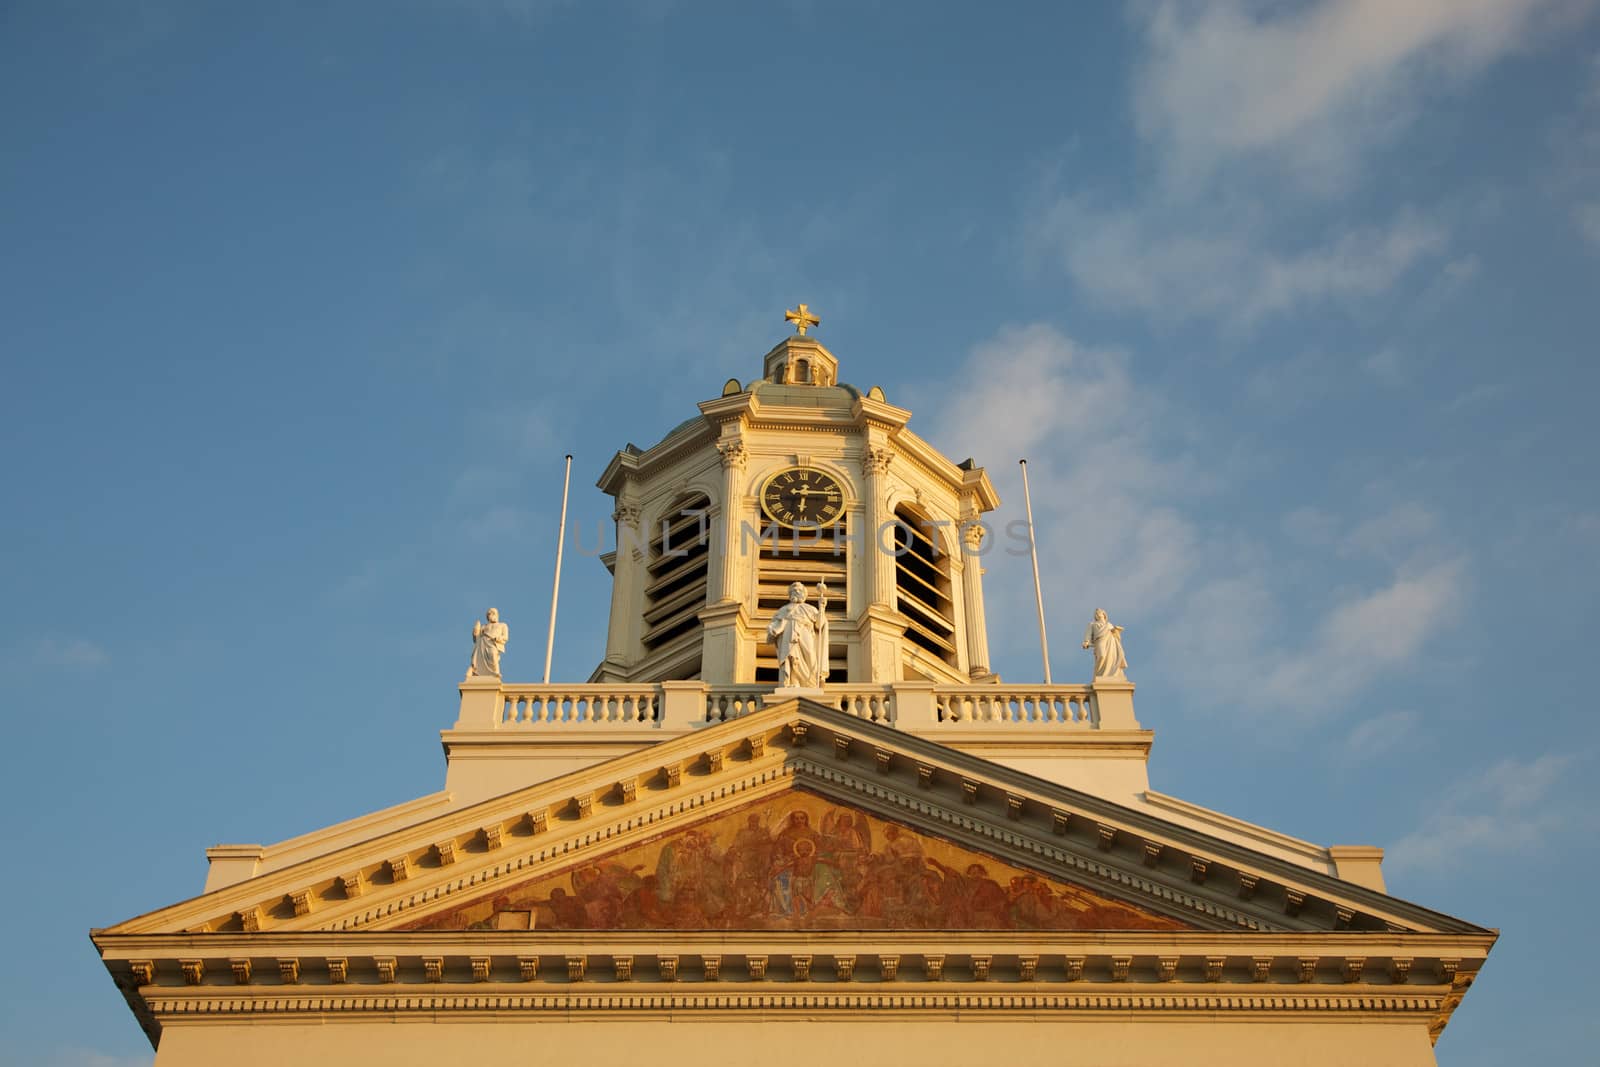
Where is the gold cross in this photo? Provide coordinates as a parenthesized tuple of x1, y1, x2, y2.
(784, 303, 820, 336)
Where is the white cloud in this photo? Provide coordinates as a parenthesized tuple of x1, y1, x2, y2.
(920, 324, 1465, 716)
(1040, 196, 1447, 327)
(1576, 199, 1600, 247)
(921, 324, 1204, 635)
(1388, 752, 1581, 871)
(1282, 506, 1339, 547)
(1339, 502, 1438, 562)
(1255, 558, 1466, 709)
(1341, 709, 1422, 761)
(1133, 0, 1591, 184)
(26, 638, 110, 670)
(1361, 346, 1410, 385)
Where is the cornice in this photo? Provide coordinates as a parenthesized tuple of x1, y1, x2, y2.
(98, 928, 1490, 1050)
(598, 422, 719, 497)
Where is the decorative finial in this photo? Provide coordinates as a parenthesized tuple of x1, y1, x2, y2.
(784, 302, 820, 336)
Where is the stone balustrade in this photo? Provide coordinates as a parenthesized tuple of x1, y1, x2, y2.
(458, 678, 1137, 733)
(494, 685, 661, 726)
(934, 687, 1095, 726)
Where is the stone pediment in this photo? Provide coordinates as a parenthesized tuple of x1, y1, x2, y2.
(396, 784, 1189, 934)
(97, 699, 1489, 941)
(94, 699, 1498, 1053)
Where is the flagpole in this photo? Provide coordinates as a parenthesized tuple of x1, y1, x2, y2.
(1020, 459, 1052, 684)
(542, 454, 572, 685)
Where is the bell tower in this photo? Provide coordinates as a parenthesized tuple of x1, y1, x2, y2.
(593, 305, 1000, 687)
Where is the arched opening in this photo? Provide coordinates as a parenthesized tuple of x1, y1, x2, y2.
(641, 492, 710, 675)
(794, 358, 811, 383)
(892, 505, 957, 668)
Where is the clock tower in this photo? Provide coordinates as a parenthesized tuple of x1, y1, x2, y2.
(593, 305, 1000, 688)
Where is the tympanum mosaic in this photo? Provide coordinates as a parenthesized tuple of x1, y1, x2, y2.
(403, 791, 1187, 931)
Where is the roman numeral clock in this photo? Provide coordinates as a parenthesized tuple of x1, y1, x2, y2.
(761, 468, 844, 529)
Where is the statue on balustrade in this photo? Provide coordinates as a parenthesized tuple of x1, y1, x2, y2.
(767, 582, 829, 689)
(1081, 608, 1127, 681)
(467, 607, 509, 679)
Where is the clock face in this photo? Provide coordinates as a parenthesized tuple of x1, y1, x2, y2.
(761, 467, 845, 528)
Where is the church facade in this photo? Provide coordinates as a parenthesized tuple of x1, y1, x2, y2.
(93, 310, 1494, 1065)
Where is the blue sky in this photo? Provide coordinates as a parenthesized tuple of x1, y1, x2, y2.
(3, 2, 1598, 1063)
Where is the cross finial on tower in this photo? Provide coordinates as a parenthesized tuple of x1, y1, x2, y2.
(784, 303, 820, 336)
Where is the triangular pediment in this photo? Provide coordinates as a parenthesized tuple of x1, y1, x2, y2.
(98, 699, 1490, 940)
(396, 784, 1188, 933)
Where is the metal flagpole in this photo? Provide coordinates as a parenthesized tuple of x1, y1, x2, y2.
(1019, 459, 1053, 684)
(542, 454, 573, 685)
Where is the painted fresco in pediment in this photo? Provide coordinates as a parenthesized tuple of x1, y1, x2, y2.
(401, 790, 1188, 932)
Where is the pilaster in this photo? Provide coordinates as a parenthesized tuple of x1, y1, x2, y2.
(710, 434, 749, 604)
(600, 499, 645, 677)
(959, 519, 992, 677)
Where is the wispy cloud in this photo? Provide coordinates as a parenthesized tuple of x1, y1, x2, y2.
(1031, 3, 1590, 330)
(1038, 197, 1446, 328)
(5, 637, 111, 671)
(1133, 0, 1590, 187)
(921, 323, 1466, 719)
(1387, 751, 1583, 872)
(1341, 709, 1423, 762)
(1576, 199, 1600, 247)
(1544, 49, 1600, 248)
(1255, 558, 1466, 709)
(1339, 502, 1439, 563)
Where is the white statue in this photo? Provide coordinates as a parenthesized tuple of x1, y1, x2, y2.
(767, 581, 829, 689)
(467, 608, 509, 679)
(1082, 608, 1127, 681)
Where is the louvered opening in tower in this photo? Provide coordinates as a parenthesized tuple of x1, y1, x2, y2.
(641, 494, 711, 653)
(893, 506, 957, 667)
(754, 520, 848, 683)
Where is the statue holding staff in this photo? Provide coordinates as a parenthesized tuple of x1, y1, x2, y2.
(767, 582, 829, 688)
